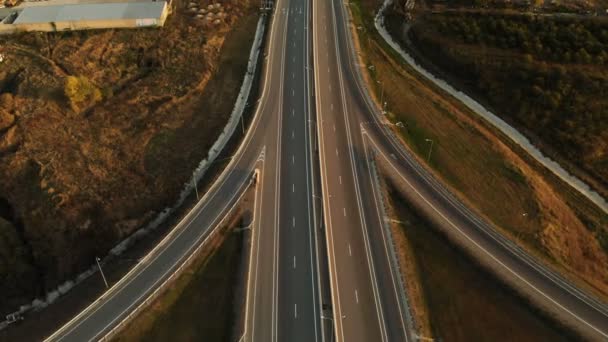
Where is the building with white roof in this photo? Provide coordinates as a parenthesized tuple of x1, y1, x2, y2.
(0, 1, 169, 33)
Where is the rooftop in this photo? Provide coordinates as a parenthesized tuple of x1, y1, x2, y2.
(13, 1, 166, 24)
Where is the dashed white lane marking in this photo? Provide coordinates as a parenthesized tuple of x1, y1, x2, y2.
(292, 155, 295, 164)
(293, 184, 295, 193)
(292, 130, 295, 139)
(293, 72, 295, 79)
(339, 176, 342, 184)
(294, 304, 298, 319)
(292, 216, 296, 228)
(336, 148, 339, 156)
(292, 89, 295, 97)
(331, 103, 334, 110)
(343, 208, 346, 217)
(293, 56, 295, 62)
(292, 108, 295, 116)
(327, 67, 330, 73)
(293, 256, 296, 269)
(355, 290, 359, 304)
(333, 124, 336, 132)
(348, 244, 352, 256)
(329, 84, 332, 92)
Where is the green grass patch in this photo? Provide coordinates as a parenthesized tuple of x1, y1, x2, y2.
(386, 183, 578, 341)
(113, 229, 243, 342)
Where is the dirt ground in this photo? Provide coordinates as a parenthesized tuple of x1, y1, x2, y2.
(0, 0, 258, 314)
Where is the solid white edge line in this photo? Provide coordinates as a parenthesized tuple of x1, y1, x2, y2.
(366, 133, 608, 340)
(330, 0, 389, 339)
(48, 8, 281, 341)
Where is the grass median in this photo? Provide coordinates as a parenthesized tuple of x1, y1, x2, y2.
(384, 179, 577, 341)
(112, 225, 245, 342)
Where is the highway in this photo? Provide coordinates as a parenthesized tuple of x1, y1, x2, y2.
(320, 0, 608, 340)
(41, 0, 608, 340)
(45, 0, 326, 340)
(313, 0, 411, 341)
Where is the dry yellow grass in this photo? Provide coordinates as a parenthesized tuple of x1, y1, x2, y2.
(0, 0, 259, 311)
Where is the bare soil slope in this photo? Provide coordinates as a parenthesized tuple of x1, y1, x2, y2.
(0, 0, 256, 313)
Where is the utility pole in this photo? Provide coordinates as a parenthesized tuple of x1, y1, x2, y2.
(376, 80, 385, 113)
(425, 138, 434, 163)
(192, 177, 199, 200)
(96, 257, 109, 289)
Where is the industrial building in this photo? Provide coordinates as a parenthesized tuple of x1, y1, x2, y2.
(0, 1, 170, 33)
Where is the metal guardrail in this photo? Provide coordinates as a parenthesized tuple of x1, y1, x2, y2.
(99, 173, 257, 341)
(335, 0, 419, 337)
(371, 0, 608, 318)
(0, 12, 269, 334)
(365, 146, 418, 339)
(350, 0, 608, 323)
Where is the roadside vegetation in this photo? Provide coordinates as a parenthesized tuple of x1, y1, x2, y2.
(0, 0, 258, 314)
(383, 179, 576, 341)
(348, 0, 608, 303)
(113, 224, 245, 342)
(408, 12, 608, 191)
(422, 0, 608, 13)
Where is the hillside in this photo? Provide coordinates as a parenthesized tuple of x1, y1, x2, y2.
(0, 0, 257, 313)
(395, 9, 608, 194)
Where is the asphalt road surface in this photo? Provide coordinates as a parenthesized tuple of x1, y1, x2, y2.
(313, 0, 412, 340)
(45, 0, 326, 340)
(321, 0, 608, 340)
(44, 0, 608, 340)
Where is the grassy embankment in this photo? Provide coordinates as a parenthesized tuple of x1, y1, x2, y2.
(408, 12, 608, 193)
(113, 226, 245, 342)
(384, 180, 577, 341)
(348, 0, 608, 300)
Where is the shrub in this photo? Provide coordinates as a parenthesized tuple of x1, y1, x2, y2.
(64, 75, 102, 111)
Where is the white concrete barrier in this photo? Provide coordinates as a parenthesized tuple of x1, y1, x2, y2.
(0, 14, 267, 326)
(374, 0, 608, 214)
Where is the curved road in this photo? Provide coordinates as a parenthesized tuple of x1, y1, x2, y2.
(45, 0, 326, 340)
(43, 0, 608, 340)
(322, 0, 608, 339)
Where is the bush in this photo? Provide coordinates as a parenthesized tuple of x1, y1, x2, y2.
(64, 75, 102, 111)
(410, 13, 608, 183)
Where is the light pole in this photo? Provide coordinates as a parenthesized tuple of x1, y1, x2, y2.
(376, 80, 385, 113)
(425, 138, 434, 163)
(96, 257, 109, 289)
(192, 177, 199, 200)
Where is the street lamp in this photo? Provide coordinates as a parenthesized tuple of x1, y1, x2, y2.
(376, 80, 385, 113)
(192, 177, 199, 200)
(425, 138, 434, 163)
(96, 257, 109, 289)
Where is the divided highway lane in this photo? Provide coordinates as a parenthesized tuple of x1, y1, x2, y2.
(46, 0, 324, 340)
(275, 0, 324, 340)
(313, 0, 411, 341)
(245, 0, 324, 341)
(329, 0, 608, 339)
